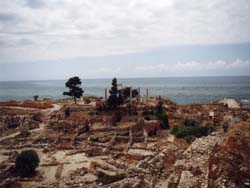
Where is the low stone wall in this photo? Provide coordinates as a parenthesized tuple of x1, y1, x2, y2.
(115, 136, 129, 143)
(133, 137, 144, 142)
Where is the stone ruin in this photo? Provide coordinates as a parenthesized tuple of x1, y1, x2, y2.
(0, 164, 19, 188)
(1, 97, 249, 188)
(0, 115, 39, 134)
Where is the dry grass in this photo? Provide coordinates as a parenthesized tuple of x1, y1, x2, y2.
(0, 100, 53, 109)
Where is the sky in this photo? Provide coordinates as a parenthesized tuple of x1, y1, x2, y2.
(0, 0, 250, 81)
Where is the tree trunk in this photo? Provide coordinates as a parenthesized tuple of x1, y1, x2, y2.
(74, 97, 77, 104)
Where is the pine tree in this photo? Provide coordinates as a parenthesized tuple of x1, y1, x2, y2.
(107, 78, 119, 108)
(63, 76, 84, 104)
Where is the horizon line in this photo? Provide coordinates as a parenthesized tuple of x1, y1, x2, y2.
(0, 75, 250, 82)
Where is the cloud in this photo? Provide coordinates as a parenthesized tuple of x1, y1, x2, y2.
(135, 59, 250, 76)
(0, 13, 19, 22)
(0, 0, 249, 61)
(18, 38, 35, 46)
(25, 0, 46, 9)
(0, 57, 249, 81)
(96, 67, 121, 74)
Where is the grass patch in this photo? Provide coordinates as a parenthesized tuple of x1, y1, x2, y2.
(85, 95, 99, 99)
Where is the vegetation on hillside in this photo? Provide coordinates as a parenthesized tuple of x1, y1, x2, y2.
(171, 124, 213, 140)
(155, 101, 169, 129)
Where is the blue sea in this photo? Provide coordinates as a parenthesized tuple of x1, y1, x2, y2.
(0, 76, 250, 105)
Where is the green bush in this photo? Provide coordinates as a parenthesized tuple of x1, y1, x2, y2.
(170, 125, 180, 135)
(15, 150, 40, 177)
(88, 110, 95, 116)
(155, 101, 169, 129)
(157, 113, 169, 129)
(171, 125, 213, 139)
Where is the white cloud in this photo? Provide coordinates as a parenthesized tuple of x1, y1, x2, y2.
(95, 67, 121, 75)
(135, 59, 250, 76)
(0, 0, 250, 61)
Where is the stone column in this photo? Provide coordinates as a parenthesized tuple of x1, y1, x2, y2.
(138, 88, 141, 103)
(105, 88, 108, 101)
(130, 87, 132, 104)
(146, 88, 149, 104)
(121, 88, 124, 98)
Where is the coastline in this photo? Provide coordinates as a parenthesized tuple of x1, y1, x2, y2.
(0, 97, 248, 109)
(1, 76, 250, 104)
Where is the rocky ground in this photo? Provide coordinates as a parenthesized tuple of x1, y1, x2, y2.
(0, 98, 249, 188)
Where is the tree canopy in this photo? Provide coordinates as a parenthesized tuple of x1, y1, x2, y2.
(107, 78, 119, 108)
(155, 101, 169, 129)
(63, 76, 84, 104)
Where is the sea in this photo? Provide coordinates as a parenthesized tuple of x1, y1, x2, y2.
(0, 76, 250, 105)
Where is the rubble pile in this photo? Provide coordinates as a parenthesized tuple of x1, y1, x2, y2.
(208, 122, 250, 188)
(159, 130, 225, 188)
(0, 165, 19, 188)
(0, 114, 40, 135)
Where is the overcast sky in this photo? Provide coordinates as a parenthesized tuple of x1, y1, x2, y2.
(0, 0, 250, 80)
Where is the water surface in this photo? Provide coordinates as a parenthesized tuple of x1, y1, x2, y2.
(0, 76, 250, 105)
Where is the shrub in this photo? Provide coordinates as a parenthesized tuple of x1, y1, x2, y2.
(88, 110, 95, 116)
(155, 101, 169, 129)
(184, 118, 197, 126)
(171, 125, 213, 139)
(64, 107, 70, 117)
(33, 95, 39, 101)
(155, 101, 164, 114)
(15, 150, 40, 177)
(157, 113, 169, 129)
(170, 125, 180, 135)
(114, 112, 122, 122)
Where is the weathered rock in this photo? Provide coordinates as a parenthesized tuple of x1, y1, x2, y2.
(96, 170, 126, 185)
(208, 122, 250, 188)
